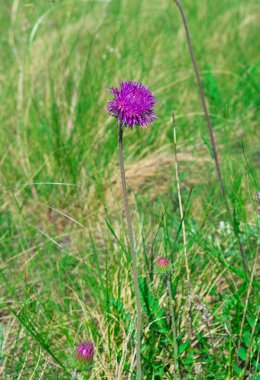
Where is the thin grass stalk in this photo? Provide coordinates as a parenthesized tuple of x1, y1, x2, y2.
(172, 114, 190, 282)
(166, 274, 179, 379)
(173, 0, 249, 276)
(173, 0, 226, 201)
(117, 318, 135, 380)
(240, 306, 260, 379)
(237, 250, 258, 361)
(118, 123, 142, 380)
(172, 114, 194, 346)
(202, 314, 216, 356)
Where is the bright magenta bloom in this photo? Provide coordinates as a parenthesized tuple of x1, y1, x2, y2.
(77, 342, 94, 361)
(107, 81, 157, 128)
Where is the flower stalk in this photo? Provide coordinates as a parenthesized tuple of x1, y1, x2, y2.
(118, 123, 142, 380)
(108, 80, 156, 379)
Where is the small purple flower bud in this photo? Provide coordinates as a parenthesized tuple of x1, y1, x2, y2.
(76, 342, 94, 362)
(156, 257, 170, 271)
(107, 81, 157, 128)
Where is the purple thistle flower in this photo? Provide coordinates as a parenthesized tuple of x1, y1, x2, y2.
(156, 257, 170, 270)
(76, 342, 94, 362)
(107, 81, 157, 128)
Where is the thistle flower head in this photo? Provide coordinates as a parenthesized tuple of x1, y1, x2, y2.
(76, 342, 94, 362)
(156, 256, 170, 269)
(156, 256, 171, 273)
(107, 81, 157, 128)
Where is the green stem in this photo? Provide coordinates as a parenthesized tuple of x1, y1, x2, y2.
(118, 123, 142, 380)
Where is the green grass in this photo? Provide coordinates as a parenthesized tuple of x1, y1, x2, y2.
(0, 0, 259, 379)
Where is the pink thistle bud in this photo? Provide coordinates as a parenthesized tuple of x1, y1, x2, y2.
(156, 257, 170, 271)
(76, 342, 94, 362)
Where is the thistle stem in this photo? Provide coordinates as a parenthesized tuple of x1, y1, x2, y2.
(71, 369, 77, 380)
(173, 0, 249, 276)
(166, 275, 179, 379)
(118, 123, 142, 380)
